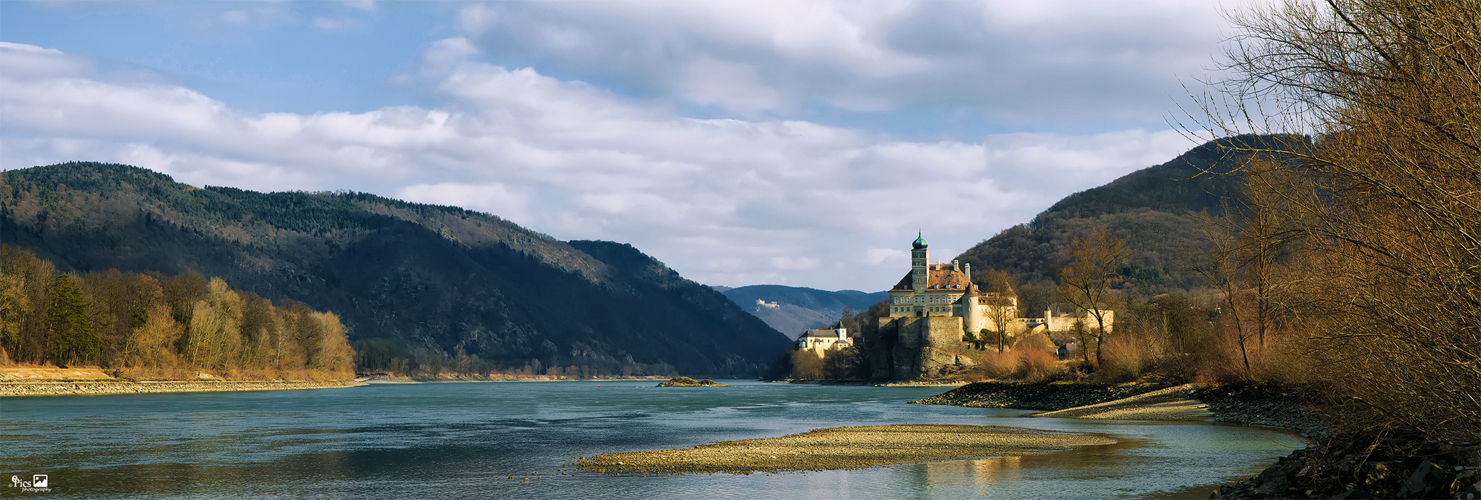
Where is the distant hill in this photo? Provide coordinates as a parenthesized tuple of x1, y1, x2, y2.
(955, 135, 1295, 305)
(0, 162, 792, 377)
(721, 285, 888, 339)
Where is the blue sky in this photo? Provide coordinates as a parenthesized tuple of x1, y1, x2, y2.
(0, 1, 1246, 291)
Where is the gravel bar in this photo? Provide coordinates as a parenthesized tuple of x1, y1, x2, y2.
(577, 424, 1114, 475)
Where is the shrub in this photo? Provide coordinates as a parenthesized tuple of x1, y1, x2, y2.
(1014, 349, 1062, 382)
(1098, 334, 1163, 382)
(1249, 337, 1314, 386)
(964, 349, 1018, 380)
(1012, 332, 1056, 352)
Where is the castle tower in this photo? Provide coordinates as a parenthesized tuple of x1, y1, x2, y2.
(911, 232, 929, 292)
(962, 282, 982, 334)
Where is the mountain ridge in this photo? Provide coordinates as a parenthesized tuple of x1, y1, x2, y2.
(720, 284, 888, 338)
(0, 162, 791, 377)
(953, 135, 1288, 304)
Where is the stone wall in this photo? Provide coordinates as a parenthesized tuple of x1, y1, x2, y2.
(877, 316, 969, 380)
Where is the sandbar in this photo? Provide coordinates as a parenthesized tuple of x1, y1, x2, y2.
(1032, 384, 1213, 421)
(577, 424, 1114, 474)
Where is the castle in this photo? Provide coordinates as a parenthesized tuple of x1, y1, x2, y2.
(885, 233, 1017, 334)
(867, 233, 1112, 380)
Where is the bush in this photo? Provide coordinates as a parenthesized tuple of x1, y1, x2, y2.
(1249, 337, 1314, 386)
(1012, 332, 1056, 352)
(1014, 349, 1062, 382)
(963, 349, 1018, 381)
(1098, 334, 1162, 382)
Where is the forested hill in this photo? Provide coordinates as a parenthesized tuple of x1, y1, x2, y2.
(0, 162, 791, 377)
(720, 285, 888, 339)
(955, 135, 1295, 301)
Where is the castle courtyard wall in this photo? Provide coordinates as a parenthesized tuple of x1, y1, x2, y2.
(880, 316, 968, 380)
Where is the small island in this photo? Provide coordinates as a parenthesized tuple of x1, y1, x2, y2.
(577, 424, 1112, 474)
(656, 377, 730, 387)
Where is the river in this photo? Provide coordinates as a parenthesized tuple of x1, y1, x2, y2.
(0, 380, 1304, 499)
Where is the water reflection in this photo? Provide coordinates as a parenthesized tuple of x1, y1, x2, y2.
(0, 381, 1302, 499)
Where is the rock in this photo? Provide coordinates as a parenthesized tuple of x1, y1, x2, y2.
(656, 377, 730, 387)
(1332, 489, 1374, 499)
(1398, 459, 1444, 498)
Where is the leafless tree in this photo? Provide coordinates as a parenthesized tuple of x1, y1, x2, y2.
(1183, 0, 1481, 440)
(1059, 226, 1128, 364)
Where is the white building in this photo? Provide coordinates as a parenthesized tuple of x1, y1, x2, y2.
(795, 327, 852, 354)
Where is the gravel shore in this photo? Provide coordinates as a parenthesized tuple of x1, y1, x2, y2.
(1033, 384, 1213, 421)
(912, 380, 1324, 437)
(909, 380, 1167, 410)
(0, 380, 364, 397)
(577, 424, 1114, 475)
(1193, 383, 1327, 438)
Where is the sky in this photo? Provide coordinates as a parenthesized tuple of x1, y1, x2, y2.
(0, 0, 1247, 292)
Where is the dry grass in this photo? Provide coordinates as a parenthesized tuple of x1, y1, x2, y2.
(1098, 334, 1163, 382)
(0, 365, 113, 380)
(1013, 349, 1062, 382)
(964, 349, 1018, 380)
(1248, 337, 1315, 386)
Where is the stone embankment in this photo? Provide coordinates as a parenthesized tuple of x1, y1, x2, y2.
(0, 380, 363, 397)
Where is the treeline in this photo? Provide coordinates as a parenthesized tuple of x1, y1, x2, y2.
(2, 163, 789, 378)
(353, 338, 678, 379)
(0, 246, 354, 380)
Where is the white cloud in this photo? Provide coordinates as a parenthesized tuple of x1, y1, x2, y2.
(0, 40, 1200, 291)
(674, 57, 783, 117)
(451, 0, 1229, 128)
(0, 42, 90, 78)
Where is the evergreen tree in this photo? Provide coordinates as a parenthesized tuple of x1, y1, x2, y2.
(49, 274, 101, 365)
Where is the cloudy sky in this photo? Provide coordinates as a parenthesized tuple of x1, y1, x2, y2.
(0, 1, 1244, 291)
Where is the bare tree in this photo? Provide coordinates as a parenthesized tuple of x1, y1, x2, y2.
(1194, 159, 1309, 376)
(1058, 226, 1127, 364)
(985, 297, 1016, 353)
(980, 269, 1018, 353)
(1185, 0, 1481, 440)
(1193, 215, 1256, 376)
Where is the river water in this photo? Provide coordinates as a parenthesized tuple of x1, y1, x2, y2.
(1, 380, 1305, 499)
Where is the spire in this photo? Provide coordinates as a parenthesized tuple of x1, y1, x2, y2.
(912, 230, 928, 250)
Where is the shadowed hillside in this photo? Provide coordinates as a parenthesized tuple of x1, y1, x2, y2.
(0, 162, 791, 377)
(721, 285, 887, 339)
(955, 135, 1291, 300)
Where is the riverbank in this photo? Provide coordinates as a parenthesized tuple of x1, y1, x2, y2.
(909, 380, 1169, 410)
(910, 379, 1481, 498)
(1032, 384, 1212, 421)
(359, 374, 671, 383)
(0, 379, 364, 396)
(0, 366, 366, 396)
(1210, 431, 1481, 499)
(910, 380, 1326, 437)
(576, 424, 1114, 475)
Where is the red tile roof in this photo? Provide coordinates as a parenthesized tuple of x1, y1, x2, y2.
(889, 264, 973, 292)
